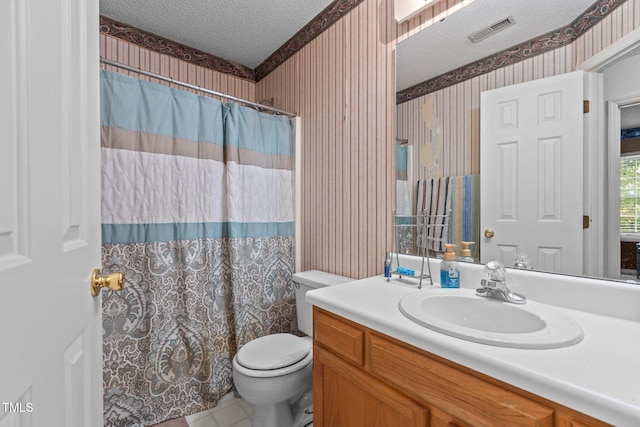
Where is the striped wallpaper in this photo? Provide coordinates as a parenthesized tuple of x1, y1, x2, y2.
(99, 0, 639, 279)
(255, 0, 396, 279)
(99, 35, 256, 103)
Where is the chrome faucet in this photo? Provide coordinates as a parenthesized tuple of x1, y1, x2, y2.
(476, 261, 526, 304)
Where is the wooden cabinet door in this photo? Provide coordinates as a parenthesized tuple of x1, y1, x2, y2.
(314, 346, 428, 427)
(430, 406, 474, 427)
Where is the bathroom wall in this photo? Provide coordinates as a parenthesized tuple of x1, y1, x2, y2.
(602, 49, 640, 100)
(397, 0, 640, 182)
(255, 0, 396, 279)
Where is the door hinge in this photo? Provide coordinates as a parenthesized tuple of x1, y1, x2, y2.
(583, 100, 590, 114)
(583, 215, 590, 229)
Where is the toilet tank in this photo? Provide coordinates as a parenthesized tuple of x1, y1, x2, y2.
(293, 270, 352, 336)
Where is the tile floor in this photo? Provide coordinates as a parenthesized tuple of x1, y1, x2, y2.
(185, 394, 255, 427)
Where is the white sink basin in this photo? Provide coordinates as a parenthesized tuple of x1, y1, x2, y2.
(399, 289, 584, 349)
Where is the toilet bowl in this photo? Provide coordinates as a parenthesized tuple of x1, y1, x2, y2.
(232, 270, 352, 427)
(232, 334, 313, 427)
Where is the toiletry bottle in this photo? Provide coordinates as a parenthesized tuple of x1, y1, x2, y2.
(458, 241, 475, 263)
(440, 244, 460, 288)
(384, 252, 392, 278)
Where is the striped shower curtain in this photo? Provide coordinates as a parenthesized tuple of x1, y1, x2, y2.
(395, 143, 414, 254)
(448, 175, 480, 260)
(99, 71, 296, 426)
(416, 175, 479, 256)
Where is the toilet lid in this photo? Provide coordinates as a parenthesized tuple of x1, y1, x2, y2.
(236, 333, 311, 370)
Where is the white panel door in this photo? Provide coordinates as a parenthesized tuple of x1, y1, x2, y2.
(0, 0, 103, 426)
(480, 71, 584, 275)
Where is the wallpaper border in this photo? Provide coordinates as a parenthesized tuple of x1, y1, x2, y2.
(99, 15, 255, 81)
(253, 0, 366, 80)
(99, 0, 366, 83)
(396, 0, 625, 104)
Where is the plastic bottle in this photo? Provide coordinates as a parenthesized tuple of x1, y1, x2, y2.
(440, 244, 460, 288)
(458, 241, 475, 263)
(384, 252, 392, 278)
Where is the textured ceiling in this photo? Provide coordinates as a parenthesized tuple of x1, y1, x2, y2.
(99, 0, 334, 69)
(396, 0, 598, 91)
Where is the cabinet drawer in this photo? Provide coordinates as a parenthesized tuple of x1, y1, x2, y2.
(368, 334, 554, 427)
(314, 308, 364, 366)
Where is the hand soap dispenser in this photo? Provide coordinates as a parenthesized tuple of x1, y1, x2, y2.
(458, 241, 475, 263)
(440, 244, 460, 288)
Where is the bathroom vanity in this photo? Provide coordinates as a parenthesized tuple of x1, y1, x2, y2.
(307, 259, 640, 426)
(314, 307, 601, 426)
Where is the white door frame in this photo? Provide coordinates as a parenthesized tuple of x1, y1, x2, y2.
(582, 72, 600, 278)
(578, 27, 640, 279)
(605, 97, 640, 279)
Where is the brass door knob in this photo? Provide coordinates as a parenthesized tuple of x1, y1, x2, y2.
(484, 229, 495, 239)
(91, 269, 125, 297)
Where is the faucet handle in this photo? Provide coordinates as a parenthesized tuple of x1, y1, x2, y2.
(484, 260, 506, 282)
(478, 261, 527, 304)
(477, 278, 527, 304)
(480, 278, 507, 292)
(513, 252, 532, 269)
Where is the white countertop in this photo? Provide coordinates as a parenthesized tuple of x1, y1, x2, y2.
(306, 275, 640, 426)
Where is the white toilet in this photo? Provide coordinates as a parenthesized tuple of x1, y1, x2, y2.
(232, 270, 352, 427)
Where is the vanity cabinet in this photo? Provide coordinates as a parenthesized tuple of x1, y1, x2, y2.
(313, 307, 609, 427)
(314, 346, 429, 426)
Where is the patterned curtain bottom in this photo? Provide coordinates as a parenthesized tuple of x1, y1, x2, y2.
(101, 236, 296, 426)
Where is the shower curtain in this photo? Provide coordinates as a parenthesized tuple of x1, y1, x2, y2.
(395, 143, 413, 254)
(99, 70, 296, 426)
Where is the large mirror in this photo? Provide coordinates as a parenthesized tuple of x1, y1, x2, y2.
(395, 0, 640, 282)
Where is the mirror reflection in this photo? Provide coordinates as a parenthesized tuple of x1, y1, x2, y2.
(395, 0, 640, 283)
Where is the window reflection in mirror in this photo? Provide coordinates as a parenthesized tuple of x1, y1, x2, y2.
(619, 113, 640, 281)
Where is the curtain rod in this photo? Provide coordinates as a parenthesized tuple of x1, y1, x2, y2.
(100, 58, 297, 118)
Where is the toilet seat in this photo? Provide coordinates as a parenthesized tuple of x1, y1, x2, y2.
(233, 333, 312, 378)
